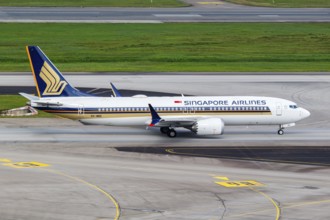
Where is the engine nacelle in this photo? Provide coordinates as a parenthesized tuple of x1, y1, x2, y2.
(191, 118, 225, 136)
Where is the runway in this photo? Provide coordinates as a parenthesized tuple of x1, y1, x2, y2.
(0, 73, 329, 219)
(0, 4, 329, 23)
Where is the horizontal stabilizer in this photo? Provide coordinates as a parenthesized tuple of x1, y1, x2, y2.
(33, 100, 63, 106)
(19, 93, 62, 106)
(19, 92, 39, 101)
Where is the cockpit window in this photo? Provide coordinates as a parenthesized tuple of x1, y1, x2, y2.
(289, 105, 298, 109)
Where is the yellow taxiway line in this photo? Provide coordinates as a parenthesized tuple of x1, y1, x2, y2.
(249, 187, 281, 220)
(1, 158, 121, 220)
(45, 168, 121, 220)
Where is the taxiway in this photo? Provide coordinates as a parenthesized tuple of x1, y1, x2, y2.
(0, 4, 329, 23)
(0, 123, 329, 220)
(1, 73, 329, 133)
(0, 73, 329, 220)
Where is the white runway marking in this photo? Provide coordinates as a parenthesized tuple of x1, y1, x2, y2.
(259, 15, 280, 18)
(153, 14, 202, 17)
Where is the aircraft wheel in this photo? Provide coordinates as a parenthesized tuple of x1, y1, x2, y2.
(160, 127, 170, 134)
(167, 129, 177, 138)
(278, 129, 284, 135)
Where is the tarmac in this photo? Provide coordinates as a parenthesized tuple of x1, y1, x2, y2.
(1, 0, 329, 218)
(0, 119, 329, 220)
(0, 72, 329, 219)
(0, 3, 329, 23)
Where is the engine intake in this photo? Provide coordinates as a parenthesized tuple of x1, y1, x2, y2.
(191, 118, 224, 136)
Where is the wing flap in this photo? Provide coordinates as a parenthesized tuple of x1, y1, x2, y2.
(148, 103, 198, 127)
(153, 119, 196, 128)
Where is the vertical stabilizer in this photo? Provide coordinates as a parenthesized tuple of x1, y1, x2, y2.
(26, 46, 91, 97)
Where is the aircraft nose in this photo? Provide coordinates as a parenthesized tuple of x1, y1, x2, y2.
(300, 108, 311, 119)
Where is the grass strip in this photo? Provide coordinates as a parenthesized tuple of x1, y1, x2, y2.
(0, 0, 188, 7)
(225, 0, 330, 8)
(0, 23, 329, 72)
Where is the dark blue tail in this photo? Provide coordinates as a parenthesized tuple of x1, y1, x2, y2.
(26, 46, 91, 97)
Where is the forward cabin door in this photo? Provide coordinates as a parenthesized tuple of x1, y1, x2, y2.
(276, 103, 282, 116)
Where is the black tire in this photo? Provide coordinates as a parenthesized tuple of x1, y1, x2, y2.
(160, 127, 170, 134)
(167, 129, 177, 138)
(278, 129, 284, 135)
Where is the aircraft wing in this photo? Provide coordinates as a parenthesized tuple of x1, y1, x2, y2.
(148, 103, 195, 127)
(148, 103, 225, 137)
(152, 119, 196, 128)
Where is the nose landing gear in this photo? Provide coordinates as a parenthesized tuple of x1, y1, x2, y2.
(278, 125, 284, 135)
(277, 123, 295, 135)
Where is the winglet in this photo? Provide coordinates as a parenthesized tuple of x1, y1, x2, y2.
(148, 104, 162, 126)
(110, 82, 122, 97)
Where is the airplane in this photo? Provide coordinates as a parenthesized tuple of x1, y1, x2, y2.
(20, 46, 311, 138)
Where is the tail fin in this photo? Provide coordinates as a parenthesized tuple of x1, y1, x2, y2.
(26, 46, 91, 97)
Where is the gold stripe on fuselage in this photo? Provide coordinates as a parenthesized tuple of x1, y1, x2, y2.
(45, 111, 272, 120)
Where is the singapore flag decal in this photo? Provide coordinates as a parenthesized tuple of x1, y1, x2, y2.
(174, 100, 182, 104)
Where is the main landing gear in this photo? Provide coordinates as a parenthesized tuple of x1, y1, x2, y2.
(160, 127, 177, 138)
(278, 125, 284, 135)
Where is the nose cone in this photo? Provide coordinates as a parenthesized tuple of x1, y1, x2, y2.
(301, 108, 311, 119)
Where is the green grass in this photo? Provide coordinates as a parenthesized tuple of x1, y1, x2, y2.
(0, 95, 52, 118)
(225, 0, 330, 7)
(0, 0, 188, 7)
(0, 23, 329, 72)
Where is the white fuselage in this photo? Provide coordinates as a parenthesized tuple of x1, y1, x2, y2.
(31, 96, 310, 127)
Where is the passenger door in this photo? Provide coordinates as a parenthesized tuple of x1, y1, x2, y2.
(276, 103, 282, 116)
(77, 105, 85, 116)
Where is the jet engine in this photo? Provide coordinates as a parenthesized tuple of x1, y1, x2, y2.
(191, 118, 224, 136)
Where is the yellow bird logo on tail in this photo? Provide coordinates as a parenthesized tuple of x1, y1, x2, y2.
(40, 62, 67, 96)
